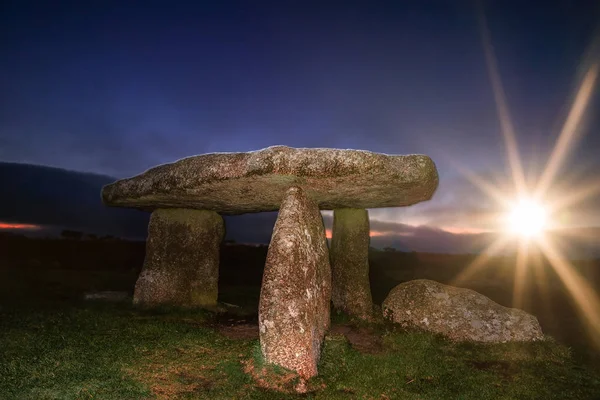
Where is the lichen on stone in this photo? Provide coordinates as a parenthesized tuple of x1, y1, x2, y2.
(330, 208, 374, 320)
(258, 186, 331, 379)
(102, 146, 438, 214)
(133, 208, 224, 308)
(382, 279, 544, 343)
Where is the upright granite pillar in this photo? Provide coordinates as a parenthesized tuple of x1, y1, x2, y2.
(330, 208, 373, 320)
(259, 187, 331, 380)
(133, 208, 224, 308)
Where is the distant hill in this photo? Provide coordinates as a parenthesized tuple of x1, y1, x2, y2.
(0, 162, 278, 242)
(0, 162, 150, 238)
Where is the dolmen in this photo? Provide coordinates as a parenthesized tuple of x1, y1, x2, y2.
(102, 145, 438, 381)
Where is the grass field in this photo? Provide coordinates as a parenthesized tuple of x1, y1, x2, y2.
(1, 235, 599, 399)
(2, 301, 599, 399)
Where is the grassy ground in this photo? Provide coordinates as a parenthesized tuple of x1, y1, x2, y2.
(1, 301, 599, 399)
(1, 237, 599, 399)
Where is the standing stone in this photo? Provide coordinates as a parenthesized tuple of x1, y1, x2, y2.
(133, 208, 224, 307)
(259, 187, 331, 380)
(330, 208, 373, 320)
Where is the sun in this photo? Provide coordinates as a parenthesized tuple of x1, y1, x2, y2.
(451, 7, 600, 346)
(506, 198, 548, 238)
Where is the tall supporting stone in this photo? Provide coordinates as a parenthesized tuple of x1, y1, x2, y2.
(330, 208, 373, 320)
(259, 187, 331, 380)
(133, 208, 224, 307)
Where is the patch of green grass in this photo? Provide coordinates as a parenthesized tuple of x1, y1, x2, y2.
(317, 329, 596, 400)
(1, 303, 599, 399)
(1, 304, 149, 399)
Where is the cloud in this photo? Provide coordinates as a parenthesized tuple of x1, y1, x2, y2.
(368, 171, 510, 230)
(372, 162, 600, 231)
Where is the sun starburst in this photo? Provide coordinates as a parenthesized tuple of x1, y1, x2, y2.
(506, 198, 548, 238)
(454, 5, 600, 349)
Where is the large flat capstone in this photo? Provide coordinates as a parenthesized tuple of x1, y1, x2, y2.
(102, 146, 438, 214)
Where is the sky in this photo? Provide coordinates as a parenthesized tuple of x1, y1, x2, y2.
(2, 0, 600, 233)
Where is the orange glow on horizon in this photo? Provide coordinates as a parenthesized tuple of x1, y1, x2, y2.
(325, 228, 414, 239)
(0, 222, 41, 230)
(369, 230, 405, 237)
(441, 226, 491, 235)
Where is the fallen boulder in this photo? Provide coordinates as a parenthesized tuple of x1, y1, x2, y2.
(382, 279, 543, 342)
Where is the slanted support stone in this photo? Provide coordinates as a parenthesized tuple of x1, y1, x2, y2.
(259, 187, 331, 381)
(133, 208, 224, 308)
(330, 208, 373, 320)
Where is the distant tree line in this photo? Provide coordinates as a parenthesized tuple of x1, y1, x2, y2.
(60, 230, 116, 241)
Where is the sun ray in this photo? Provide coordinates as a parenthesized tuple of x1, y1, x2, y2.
(552, 226, 600, 242)
(470, 1, 600, 354)
(452, 236, 511, 286)
(536, 63, 600, 198)
(547, 179, 600, 213)
(511, 240, 529, 309)
(450, 159, 511, 208)
(529, 247, 553, 323)
(477, 4, 527, 195)
(537, 236, 600, 349)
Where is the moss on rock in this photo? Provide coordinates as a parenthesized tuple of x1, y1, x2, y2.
(133, 208, 224, 308)
(330, 208, 374, 320)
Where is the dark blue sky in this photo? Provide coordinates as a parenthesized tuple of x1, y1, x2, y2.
(2, 0, 599, 231)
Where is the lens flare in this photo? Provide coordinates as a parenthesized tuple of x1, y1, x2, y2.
(506, 199, 548, 238)
(454, 3, 600, 349)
